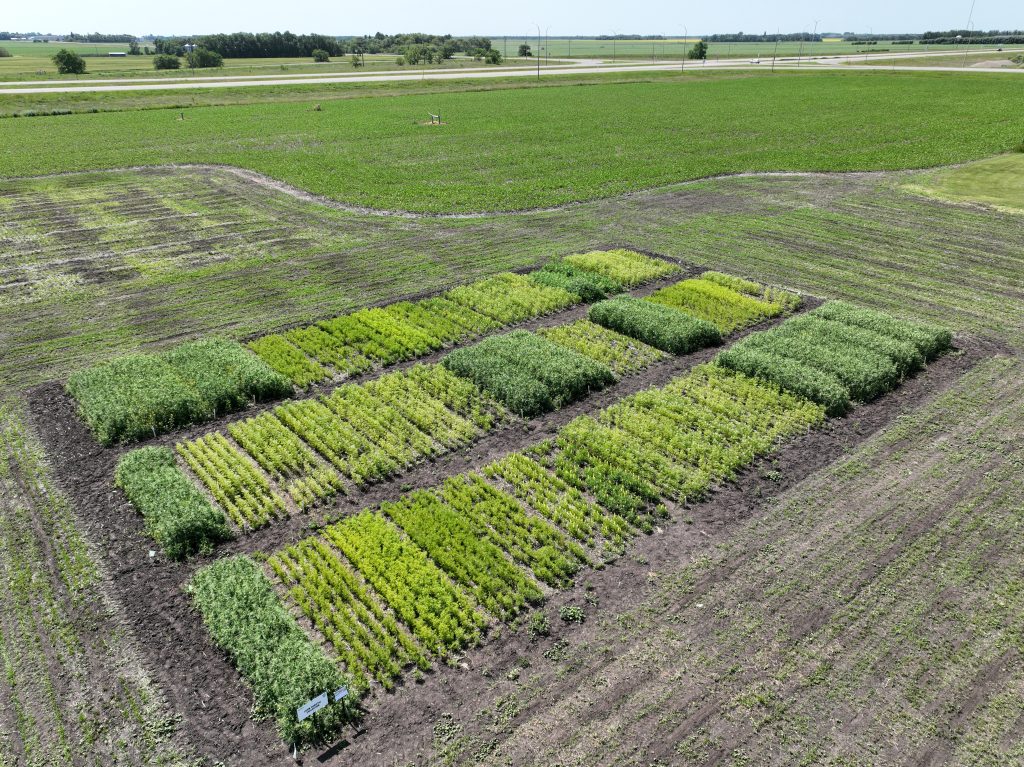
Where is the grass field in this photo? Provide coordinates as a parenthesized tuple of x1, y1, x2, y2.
(905, 152, 1024, 213)
(1, 72, 1023, 212)
(3, 64, 1024, 766)
(0, 42, 507, 82)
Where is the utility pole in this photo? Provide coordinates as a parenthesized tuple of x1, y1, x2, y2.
(963, 0, 977, 68)
(772, 29, 780, 72)
(681, 25, 687, 71)
(536, 24, 541, 80)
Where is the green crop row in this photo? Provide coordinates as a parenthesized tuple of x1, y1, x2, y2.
(441, 330, 616, 417)
(269, 539, 428, 690)
(263, 363, 825, 691)
(68, 338, 292, 445)
(562, 249, 679, 286)
(716, 303, 952, 415)
(228, 413, 343, 510)
(250, 250, 670, 387)
(170, 365, 505, 540)
(699, 270, 802, 314)
(324, 512, 488, 656)
(539, 319, 669, 377)
(589, 296, 722, 354)
(550, 364, 825, 527)
(177, 432, 287, 530)
(647, 275, 797, 333)
(114, 447, 232, 560)
(187, 556, 353, 747)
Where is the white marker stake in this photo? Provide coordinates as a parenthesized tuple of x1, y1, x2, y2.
(296, 692, 329, 722)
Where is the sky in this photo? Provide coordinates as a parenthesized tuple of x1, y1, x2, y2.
(4, 0, 1019, 37)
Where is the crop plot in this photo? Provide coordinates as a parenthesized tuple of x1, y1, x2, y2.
(538, 320, 669, 377)
(563, 249, 680, 286)
(647, 271, 800, 332)
(717, 301, 952, 415)
(441, 331, 616, 417)
(67, 338, 292, 445)
(589, 296, 722, 353)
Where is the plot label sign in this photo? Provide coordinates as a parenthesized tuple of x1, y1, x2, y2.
(297, 692, 329, 721)
(333, 686, 349, 703)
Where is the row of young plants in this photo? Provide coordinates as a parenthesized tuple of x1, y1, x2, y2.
(263, 363, 827, 690)
(249, 250, 678, 387)
(163, 365, 505, 537)
(187, 556, 354, 747)
(67, 251, 676, 448)
(647, 272, 800, 333)
(717, 301, 952, 416)
(125, 271, 795, 556)
(68, 338, 292, 446)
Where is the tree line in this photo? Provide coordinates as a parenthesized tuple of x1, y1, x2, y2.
(152, 31, 492, 59)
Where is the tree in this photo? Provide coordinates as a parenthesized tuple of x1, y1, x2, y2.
(311, 48, 329, 62)
(185, 47, 223, 69)
(518, 43, 532, 57)
(128, 40, 141, 55)
(153, 54, 181, 70)
(687, 40, 708, 60)
(52, 49, 86, 74)
(485, 48, 503, 65)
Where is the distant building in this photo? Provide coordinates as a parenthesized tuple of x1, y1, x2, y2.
(108, 51, 127, 57)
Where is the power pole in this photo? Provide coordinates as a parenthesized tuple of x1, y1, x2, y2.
(536, 24, 541, 79)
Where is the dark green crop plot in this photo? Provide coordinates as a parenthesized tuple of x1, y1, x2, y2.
(115, 447, 232, 559)
(441, 331, 615, 417)
(3, 72, 1023, 212)
(588, 296, 722, 354)
(716, 304, 952, 415)
(529, 260, 623, 303)
(67, 338, 292, 445)
(188, 556, 353, 747)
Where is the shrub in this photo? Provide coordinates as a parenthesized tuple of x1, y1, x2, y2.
(562, 249, 679, 286)
(442, 331, 615, 417)
(527, 611, 551, 638)
(0, 47, 11, 58)
(529, 260, 623, 302)
(588, 296, 721, 354)
(312, 49, 330, 62)
(188, 556, 353, 746)
(153, 54, 181, 70)
(52, 49, 86, 74)
(185, 47, 223, 69)
(115, 447, 231, 559)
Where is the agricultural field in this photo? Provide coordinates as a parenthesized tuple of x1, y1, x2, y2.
(2, 73, 1024, 211)
(3, 60, 1024, 767)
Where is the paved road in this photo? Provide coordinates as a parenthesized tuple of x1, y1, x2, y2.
(0, 49, 1020, 95)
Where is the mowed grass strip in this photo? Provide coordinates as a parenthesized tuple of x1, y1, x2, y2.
(441, 330, 615, 417)
(5, 73, 1023, 212)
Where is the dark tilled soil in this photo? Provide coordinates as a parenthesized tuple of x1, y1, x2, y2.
(25, 297, 992, 767)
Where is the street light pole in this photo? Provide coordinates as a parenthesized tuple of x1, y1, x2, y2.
(681, 25, 687, 71)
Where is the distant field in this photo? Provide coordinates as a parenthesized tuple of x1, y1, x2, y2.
(855, 49, 1024, 67)
(0, 45, 504, 81)
(2, 72, 1023, 213)
(524, 37, 966, 59)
